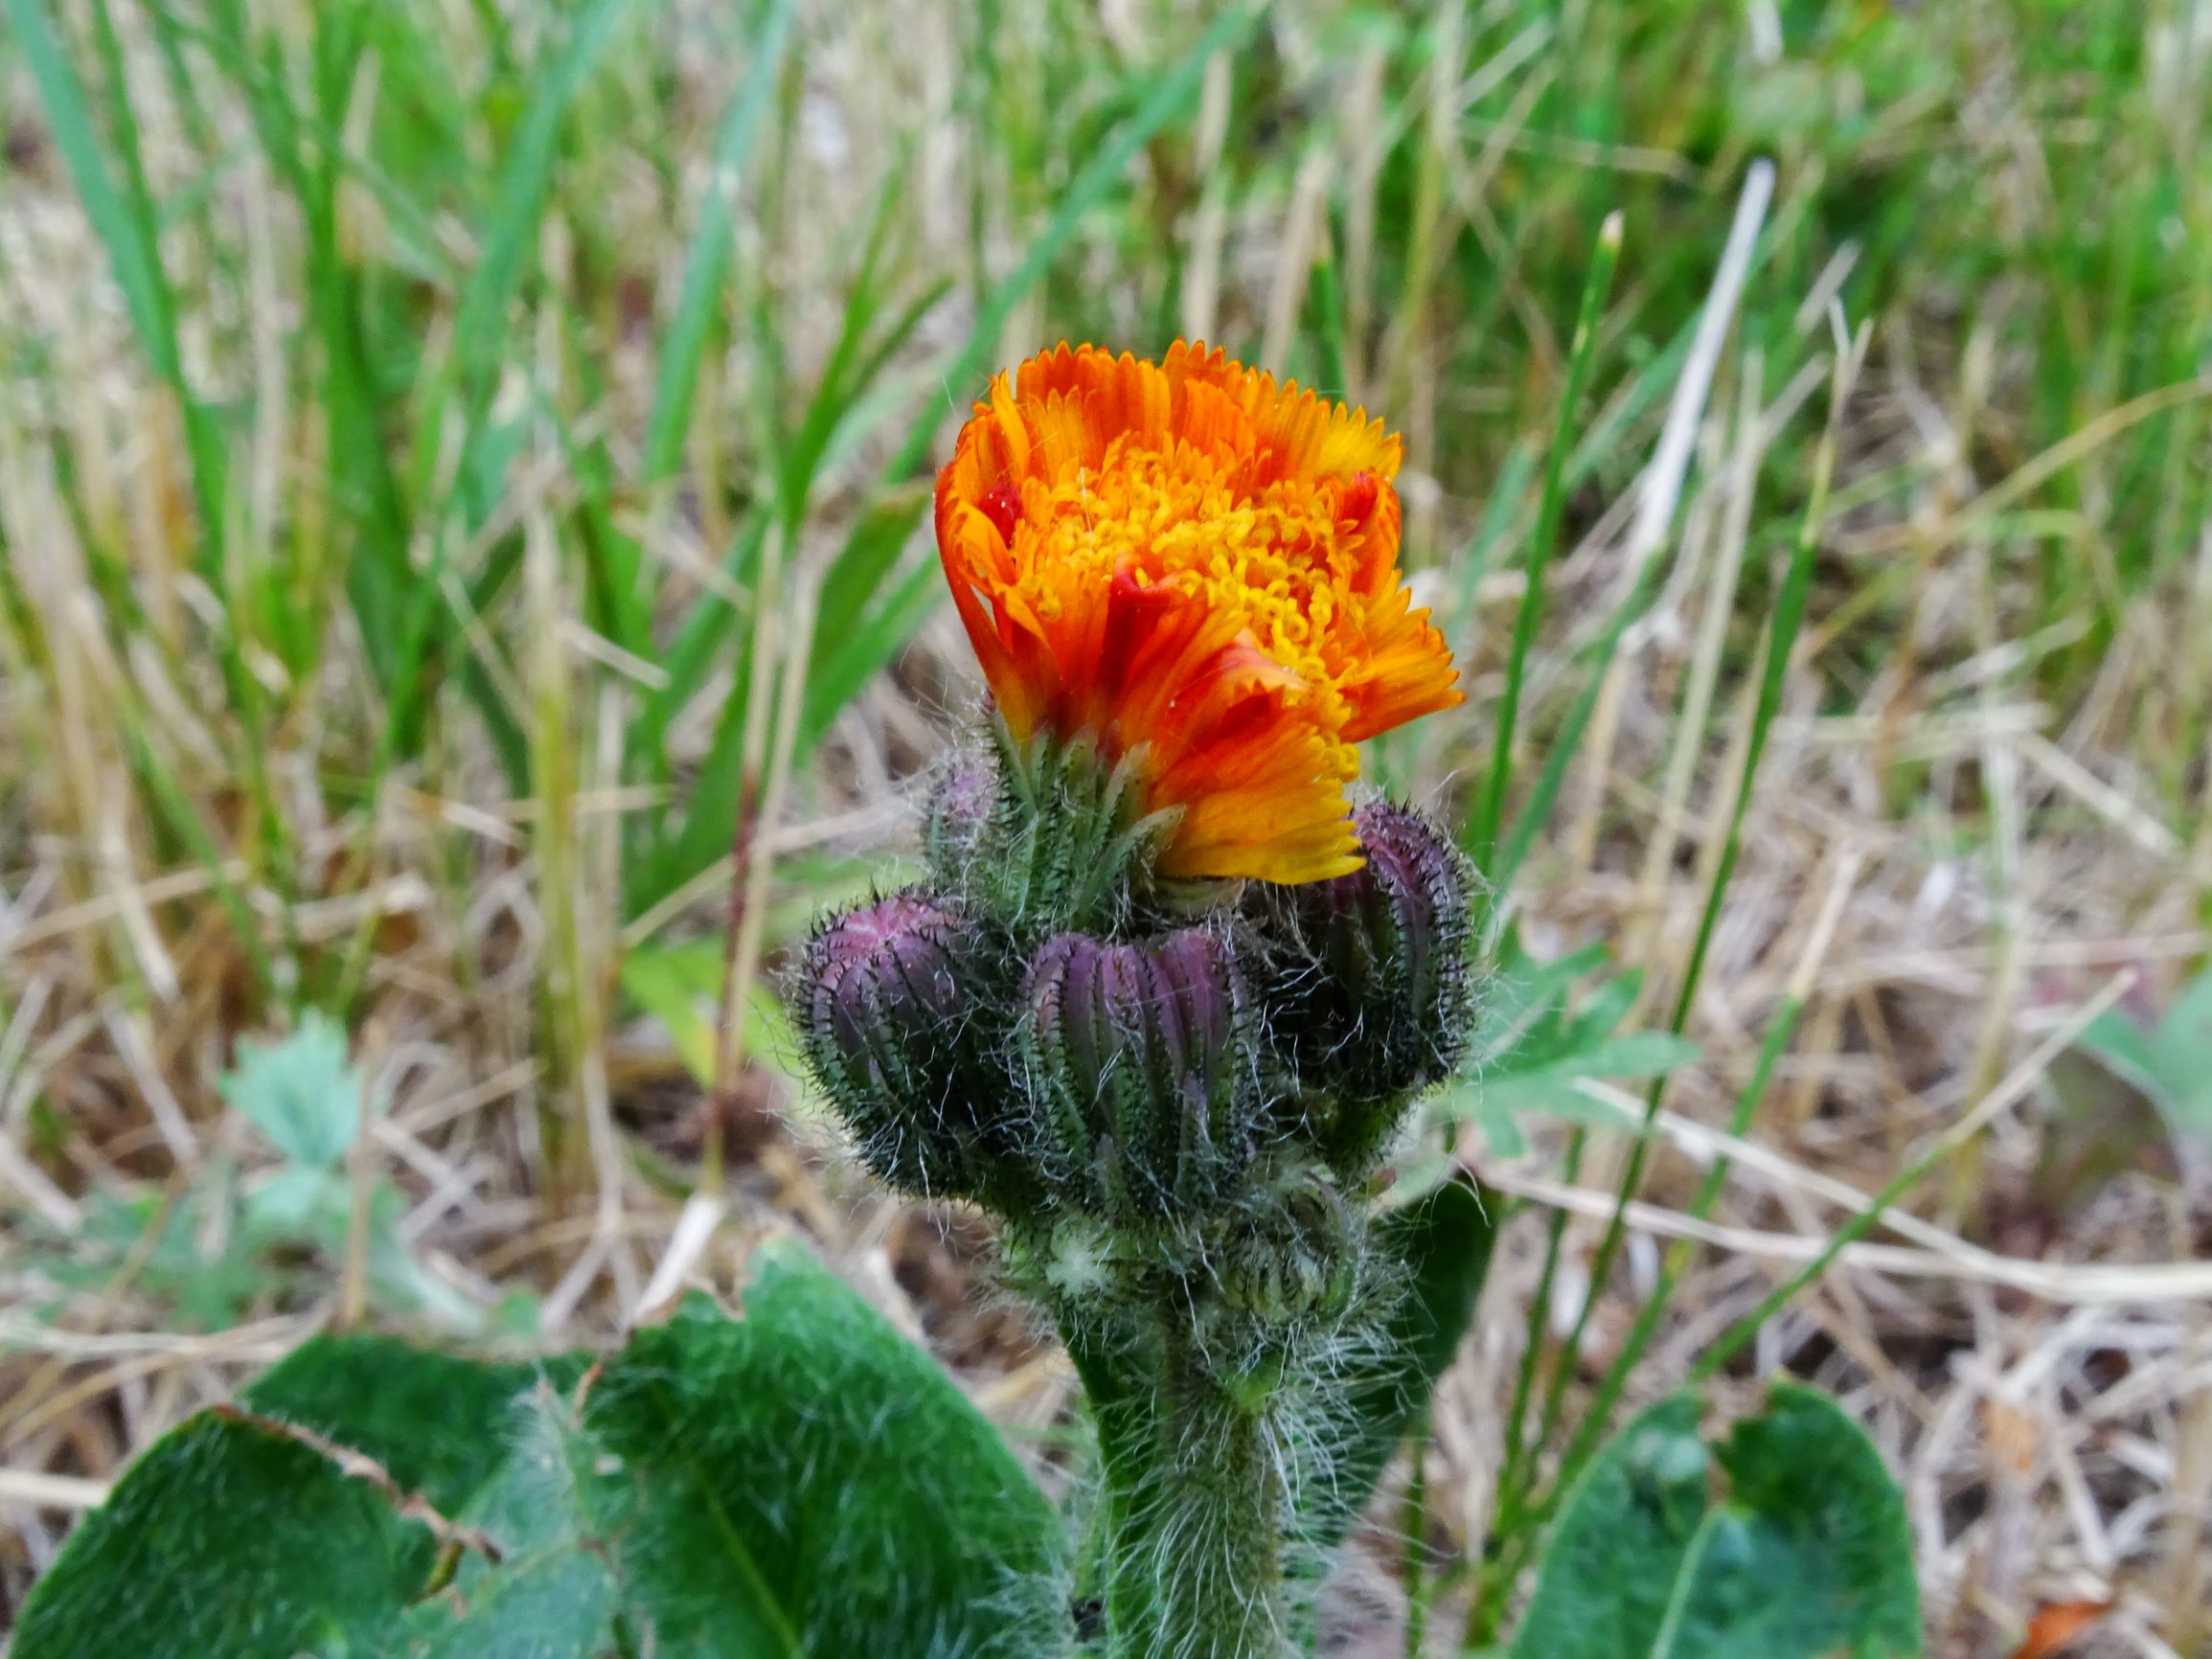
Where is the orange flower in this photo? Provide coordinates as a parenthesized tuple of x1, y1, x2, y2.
(934, 342, 1462, 884)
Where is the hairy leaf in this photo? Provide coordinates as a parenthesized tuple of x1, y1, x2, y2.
(17, 1240, 1062, 1657)
(1511, 1387, 1921, 1659)
(240, 1333, 564, 1511)
(1511, 1396, 1711, 1659)
(580, 1239, 1069, 1656)
(11, 1412, 430, 1659)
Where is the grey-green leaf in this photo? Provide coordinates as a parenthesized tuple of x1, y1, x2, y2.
(399, 1549, 618, 1659)
(396, 1390, 620, 1659)
(218, 1011, 364, 1170)
(2147, 968, 2212, 1138)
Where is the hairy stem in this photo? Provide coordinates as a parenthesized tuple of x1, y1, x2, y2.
(1081, 1314, 1290, 1659)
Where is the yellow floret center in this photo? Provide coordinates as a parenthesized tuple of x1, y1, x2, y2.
(1007, 436, 1372, 728)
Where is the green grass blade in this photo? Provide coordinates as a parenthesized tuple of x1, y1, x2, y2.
(625, 3, 1266, 922)
(119, 726, 279, 1006)
(11, 0, 230, 561)
(640, 0, 802, 490)
(879, 0, 1268, 489)
(1443, 442, 1536, 648)
(632, 513, 770, 774)
(10, 0, 178, 389)
(1553, 997, 1802, 1473)
(448, 0, 650, 489)
(1524, 324, 1866, 1489)
(799, 539, 942, 752)
(1684, 981, 2129, 1390)
(1468, 211, 1622, 883)
(1491, 559, 1661, 899)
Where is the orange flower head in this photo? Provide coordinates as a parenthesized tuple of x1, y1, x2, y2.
(934, 342, 1463, 884)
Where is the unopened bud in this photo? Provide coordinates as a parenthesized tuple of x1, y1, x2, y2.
(1262, 803, 1474, 1165)
(922, 751, 997, 884)
(1021, 926, 1259, 1221)
(1219, 1169, 1358, 1325)
(799, 893, 994, 1198)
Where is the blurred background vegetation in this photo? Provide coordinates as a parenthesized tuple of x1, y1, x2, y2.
(2, 1, 2209, 1652)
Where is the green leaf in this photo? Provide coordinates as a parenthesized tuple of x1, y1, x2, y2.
(1659, 1386, 1921, 1659)
(1512, 1396, 1712, 1659)
(239, 1333, 558, 1511)
(2073, 1007, 2171, 1108)
(2040, 1014, 2180, 1220)
(1511, 1388, 1921, 1659)
(2146, 968, 2212, 1139)
(1432, 934, 1699, 1155)
(580, 1239, 1069, 1656)
(1453, 1034, 1704, 1124)
(217, 1011, 365, 1170)
(15, 1373, 614, 1659)
(1307, 1175, 1498, 1550)
(618, 939, 798, 1086)
(16, 1244, 1062, 1658)
(1471, 937, 1608, 1062)
(11, 1411, 430, 1659)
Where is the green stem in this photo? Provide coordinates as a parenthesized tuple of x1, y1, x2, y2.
(1078, 1314, 1291, 1659)
(1401, 1426, 1429, 1658)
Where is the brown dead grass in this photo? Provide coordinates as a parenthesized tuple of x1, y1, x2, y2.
(3, 5, 2210, 1654)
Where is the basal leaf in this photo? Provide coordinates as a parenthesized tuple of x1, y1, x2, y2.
(1511, 1396, 1712, 1659)
(580, 1239, 1069, 1656)
(239, 1332, 560, 1512)
(11, 1412, 429, 1659)
(1658, 1385, 1921, 1659)
(1511, 1387, 1921, 1659)
(16, 1249, 1062, 1659)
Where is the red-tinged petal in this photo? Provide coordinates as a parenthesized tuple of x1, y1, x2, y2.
(933, 341, 1459, 883)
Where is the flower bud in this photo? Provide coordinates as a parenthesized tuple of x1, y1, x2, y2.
(799, 893, 994, 1198)
(1021, 926, 1259, 1221)
(1261, 803, 1474, 1163)
(922, 751, 997, 885)
(1218, 1169, 1359, 1326)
